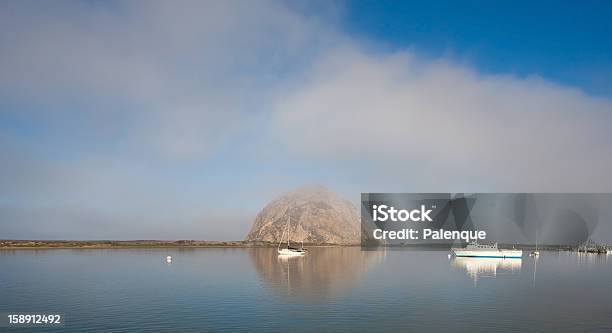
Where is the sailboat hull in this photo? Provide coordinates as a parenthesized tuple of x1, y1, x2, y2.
(278, 248, 306, 256)
(452, 249, 523, 258)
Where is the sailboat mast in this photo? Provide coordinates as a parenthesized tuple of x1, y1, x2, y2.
(278, 224, 284, 250)
(287, 214, 290, 247)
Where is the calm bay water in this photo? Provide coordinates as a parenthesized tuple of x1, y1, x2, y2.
(1, 248, 611, 332)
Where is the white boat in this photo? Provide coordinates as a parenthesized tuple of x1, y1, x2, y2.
(278, 247, 307, 256)
(452, 242, 522, 258)
(277, 213, 307, 256)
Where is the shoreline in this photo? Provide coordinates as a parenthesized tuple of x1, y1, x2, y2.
(0, 240, 359, 249)
(0, 240, 578, 251)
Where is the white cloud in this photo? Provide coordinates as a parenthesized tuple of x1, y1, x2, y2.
(0, 0, 341, 238)
(2, 1, 612, 240)
(0, 0, 337, 159)
(274, 47, 612, 191)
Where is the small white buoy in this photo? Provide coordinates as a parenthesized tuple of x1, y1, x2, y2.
(447, 254, 451, 259)
(166, 255, 172, 263)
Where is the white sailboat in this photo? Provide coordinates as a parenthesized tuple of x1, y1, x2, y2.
(277, 213, 307, 256)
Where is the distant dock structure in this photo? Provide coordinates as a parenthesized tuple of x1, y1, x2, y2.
(575, 239, 610, 254)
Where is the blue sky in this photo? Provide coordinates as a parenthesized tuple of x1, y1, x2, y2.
(1, 0, 612, 241)
(344, 1, 612, 96)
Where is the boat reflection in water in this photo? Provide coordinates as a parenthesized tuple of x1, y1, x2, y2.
(249, 247, 384, 300)
(451, 256, 521, 285)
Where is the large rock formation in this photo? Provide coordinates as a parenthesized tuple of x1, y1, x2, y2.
(245, 185, 360, 244)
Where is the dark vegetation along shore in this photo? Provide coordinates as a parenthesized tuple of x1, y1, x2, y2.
(0, 240, 581, 251)
(0, 240, 354, 249)
(0, 240, 272, 249)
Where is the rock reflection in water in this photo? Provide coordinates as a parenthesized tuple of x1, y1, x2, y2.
(451, 257, 521, 285)
(249, 247, 384, 299)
